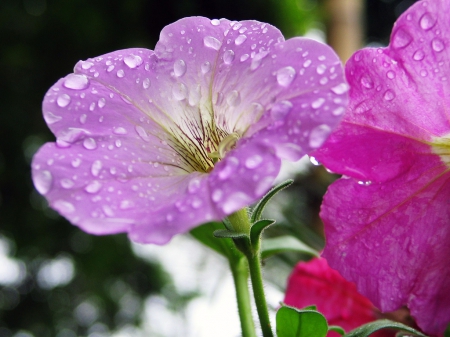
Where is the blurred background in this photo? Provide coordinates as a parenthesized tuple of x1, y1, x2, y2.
(0, 0, 418, 336)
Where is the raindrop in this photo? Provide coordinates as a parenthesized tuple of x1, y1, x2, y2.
(89, 102, 96, 111)
(123, 54, 143, 69)
(135, 125, 151, 141)
(213, 91, 224, 105)
(85, 180, 102, 193)
(172, 82, 188, 100)
(113, 127, 127, 135)
(211, 19, 220, 26)
(331, 83, 349, 95)
(431, 38, 445, 53)
(83, 138, 97, 150)
(43, 111, 62, 124)
(357, 180, 372, 186)
(218, 157, 239, 180)
(222, 192, 251, 214)
(71, 158, 82, 167)
(81, 61, 94, 70)
(383, 90, 395, 101)
(91, 160, 102, 177)
(332, 107, 345, 116)
(98, 98, 106, 108)
(319, 77, 328, 85)
(116, 70, 125, 78)
(250, 50, 269, 71)
(227, 90, 241, 106)
(143, 78, 151, 89)
(419, 12, 436, 30)
(413, 49, 425, 61)
(270, 100, 292, 120)
(311, 98, 325, 109)
(103, 205, 114, 217)
(189, 84, 201, 106)
(57, 94, 71, 107)
(309, 124, 331, 148)
(245, 155, 263, 169)
(386, 71, 396, 79)
(204, 36, 222, 50)
(360, 75, 374, 89)
(303, 59, 312, 68)
(60, 178, 74, 189)
(107, 65, 115, 72)
(201, 61, 211, 74)
(309, 156, 320, 165)
(212, 189, 223, 202)
(235, 35, 247, 45)
(174, 59, 187, 77)
(115, 140, 122, 148)
(188, 178, 201, 193)
(392, 28, 412, 49)
(316, 64, 327, 75)
(120, 200, 135, 209)
(34, 170, 53, 195)
(191, 197, 202, 209)
(240, 54, 249, 62)
(64, 74, 89, 90)
(223, 50, 235, 64)
(276, 66, 296, 87)
(53, 200, 75, 214)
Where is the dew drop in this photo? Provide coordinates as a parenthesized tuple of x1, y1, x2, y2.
(419, 12, 436, 30)
(360, 75, 374, 89)
(34, 170, 53, 195)
(250, 50, 269, 71)
(60, 178, 74, 189)
(386, 71, 395, 79)
(245, 155, 263, 169)
(392, 28, 412, 49)
(211, 19, 220, 26)
(223, 50, 235, 64)
(89, 102, 96, 111)
(357, 180, 372, 186)
(332, 107, 345, 116)
(270, 100, 292, 120)
(71, 158, 82, 167)
(204, 36, 222, 50)
(81, 61, 94, 70)
(174, 59, 187, 77)
(235, 34, 247, 45)
(53, 200, 75, 214)
(222, 192, 251, 214)
(311, 98, 325, 109)
(91, 160, 102, 177)
(227, 90, 241, 107)
(316, 64, 327, 75)
(213, 91, 224, 105)
(83, 138, 97, 150)
(188, 84, 201, 106)
(172, 82, 188, 100)
(309, 156, 320, 165)
(240, 54, 249, 62)
(113, 127, 127, 135)
(303, 59, 312, 68)
(115, 139, 122, 148)
(124, 54, 143, 69)
(135, 125, 151, 142)
(309, 124, 331, 148)
(201, 61, 211, 74)
(116, 70, 125, 78)
(420, 69, 428, 77)
(431, 38, 445, 53)
(276, 66, 296, 87)
(43, 111, 62, 124)
(212, 189, 223, 202)
(64, 74, 89, 90)
(218, 157, 239, 180)
(191, 197, 202, 209)
(319, 77, 328, 85)
(98, 97, 106, 108)
(85, 180, 102, 193)
(56, 94, 71, 107)
(120, 200, 135, 210)
(413, 49, 425, 61)
(331, 83, 349, 95)
(143, 78, 151, 89)
(383, 89, 395, 101)
(107, 65, 115, 72)
(188, 178, 201, 193)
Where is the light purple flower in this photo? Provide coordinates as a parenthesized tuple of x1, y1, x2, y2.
(314, 0, 450, 335)
(32, 17, 347, 244)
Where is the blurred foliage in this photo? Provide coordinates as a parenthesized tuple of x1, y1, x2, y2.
(0, 0, 417, 336)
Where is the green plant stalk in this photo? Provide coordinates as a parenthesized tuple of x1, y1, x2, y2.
(230, 257, 257, 337)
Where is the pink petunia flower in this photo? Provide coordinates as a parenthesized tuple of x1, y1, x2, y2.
(313, 0, 450, 335)
(284, 258, 388, 337)
(32, 17, 347, 244)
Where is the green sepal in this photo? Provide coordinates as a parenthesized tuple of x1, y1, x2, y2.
(261, 236, 319, 260)
(251, 179, 293, 223)
(190, 222, 243, 262)
(250, 219, 276, 245)
(213, 229, 249, 239)
(276, 305, 328, 337)
(329, 326, 345, 336)
(345, 319, 428, 337)
(445, 322, 450, 337)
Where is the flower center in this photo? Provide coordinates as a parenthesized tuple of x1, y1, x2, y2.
(432, 135, 450, 166)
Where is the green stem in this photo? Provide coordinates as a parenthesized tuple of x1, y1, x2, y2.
(230, 257, 257, 337)
(248, 251, 274, 337)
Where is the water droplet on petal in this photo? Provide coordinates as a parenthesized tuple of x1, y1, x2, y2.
(218, 157, 239, 180)
(71, 158, 82, 167)
(270, 100, 292, 120)
(85, 180, 102, 193)
(413, 49, 425, 61)
(420, 69, 428, 77)
(143, 78, 150, 89)
(211, 19, 220, 26)
(135, 126, 151, 142)
(250, 50, 269, 71)
(34, 170, 53, 195)
(212, 189, 223, 202)
(53, 200, 75, 214)
(43, 111, 62, 124)
(81, 61, 94, 69)
(98, 98, 106, 108)
(223, 50, 235, 64)
(204, 36, 222, 50)
(113, 127, 127, 135)
(172, 82, 188, 100)
(174, 59, 187, 77)
(255, 176, 274, 196)
(383, 89, 395, 101)
(309, 124, 331, 148)
(331, 83, 349, 95)
(386, 71, 395, 79)
(83, 138, 97, 150)
(245, 155, 263, 169)
(432, 38, 445, 52)
(240, 54, 249, 62)
(123, 54, 143, 69)
(332, 107, 345, 116)
(91, 160, 102, 177)
(309, 156, 320, 165)
(213, 91, 224, 105)
(360, 75, 374, 89)
(311, 98, 325, 109)
(358, 180, 372, 186)
(235, 34, 247, 45)
(201, 62, 211, 74)
(276, 66, 296, 87)
(222, 192, 251, 214)
(188, 178, 201, 193)
(116, 70, 125, 78)
(316, 64, 327, 75)
(392, 28, 412, 49)
(303, 59, 312, 68)
(227, 90, 241, 107)
(64, 74, 89, 90)
(120, 200, 135, 209)
(60, 178, 74, 189)
(56, 94, 71, 107)
(419, 12, 436, 30)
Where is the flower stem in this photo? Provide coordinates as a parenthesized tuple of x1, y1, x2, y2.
(230, 257, 257, 337)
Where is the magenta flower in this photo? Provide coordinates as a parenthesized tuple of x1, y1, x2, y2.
(314, 0, 450, 335)
(32, 17, 347, 244)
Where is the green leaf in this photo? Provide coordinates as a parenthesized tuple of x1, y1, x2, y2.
(190, 222, 243, 262)
(345, 319, 428, 337)
(251, 179, 293, 223)
(250, 219, 275, 245)
(261, 236, 319, 260)
(445, 322, 450, 337)
(213, 229, 249, 239)
(329, 326, 345, 336)
(276, 306, 328, 337)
